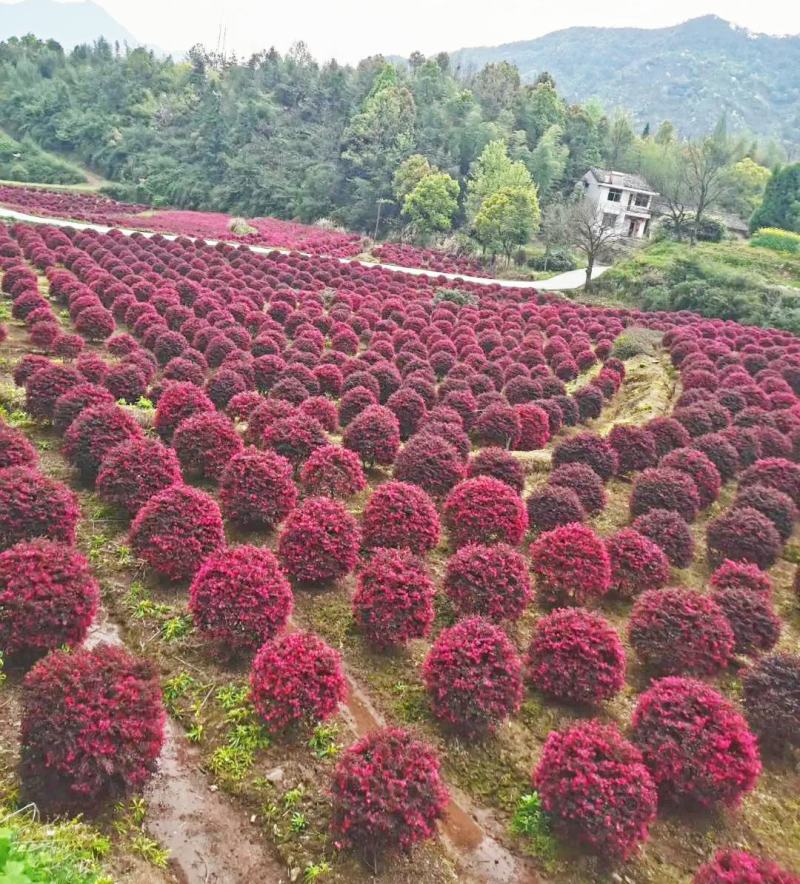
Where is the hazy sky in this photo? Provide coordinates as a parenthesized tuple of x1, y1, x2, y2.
(20, 0, 800, 60)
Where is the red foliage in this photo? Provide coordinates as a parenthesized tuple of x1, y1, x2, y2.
(552, 433, 618, 481)
(386, 387, 427, 439)
(734, 483, 798, 543)
(25, 363, 82, 420)
(608, 425, 658, 474)
(362, 481, 440, 553)
(526, 485, 586, 533)
(393, 433, 465, 498)
(742, 653, 800, 753)
(330, 727, 449, 854)
(629, 588, 734, 676)
(0, 466, 79, 551)
(262, 412, 327, 466)
(250, 631, 347, 731)
(693, 433, 740, 482)
(606, 528, 670, 598)
(444, 542, 531, 622)
(466, 446, 524, 493)
(631, 676, 761, 808)
(514, 403, 551, 450)
(712, 588, 781, 656)
(172, 410, 243, 482)
(534, 720, 657, 861)
(529, 523, 611, 606)
(129, 484, 225, 582)
(473, 402, 521, 449)
(63, 403, 143, 481)
(694, 850, 800, 884)
(299, 445, 366, 499)
(526, 608, 625, 704)
(278, 496, 360, 583)
(353, 548, 435, 647)
(0, 423, 37, 469)
(96, 437, 182, 514)
(443, 476, 528, 547)
(21, 644, 164, 810)
(631, 508, 695, 569)
(105, 362, 147, 403)
(630, 467, 701, 523)
(548, 463, 606, 515)
(740, 457, 800, 506)
(423, 616, 523, 734)
(706, 506, 782, 570)
(710, 559, 772, 596)
(53, 383, 115, 436)
(661, 448, 721, 509)
(646, 417, 691, 458)
(154, 381, 215, 441)
(342, 404, 400, 468)
(220, 448, 298, 530)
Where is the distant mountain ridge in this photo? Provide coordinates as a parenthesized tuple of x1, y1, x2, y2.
(450, 16, 800, 143)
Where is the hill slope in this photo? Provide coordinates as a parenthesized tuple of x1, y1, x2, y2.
(450, 16, 800, 143)
(0, 0, 141, 49)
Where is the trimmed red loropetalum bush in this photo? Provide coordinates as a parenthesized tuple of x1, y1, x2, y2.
(250, 631, 347, 732)
(444, 542, 531, 622)
(154, 381, 215, 442)
(606, 528, 670, 598)
(710, 559, 773, 596)
(514, 403, 550, 450)
(0, 539, 99, 662)
(353, 548, 435, 648)
(25, 363, 82, 420)
(466, 447, 525, 494)
(694, 850, 800, 884)
(661, 447, 721, 509)
(443, 476, 528, 548)
(694, 433, 740, 483)
(423, 616, 523, 734)
(299, 445, 366, 499)
(330, 728, 449, 855)
(734, 483, 798, 543)
(629, 467, 701, 523)
(21, 643, 164, 811)
(742, 653, 800, 753)
(220, 448, 298, 530)
(706, 506, 782, 570)
(552, 433, 618, 482)
(473, 402, 521, 449)
(526, 608, 625, 704)
(534, 720, 657, 861)
(608, 424, 658, 474)
(129, 484, 225, 582)
(0, 466, 79, 551)
(96, 437, 182, 515)
(632, 508, 695, 569)
(712, 588, 781, 657)
(526, 484, 586, 533)
(529, 523, 611, 606)
(362, 481, 440, 554)
(278, 496, 360, 583)
(631, 676, 761, 809)
(262, 412, 327, 466)
(189, 545, 292, 651)
(64, 403, 143, 482)
(392, 432, 465, 498)
(52, 383, 115, 436)
(172, 410, 244, 482)
(0, 423, 37, 470)
(343, 404, 400, 468)
(548, 463, 606, 515)
(629, 588, 734, 677)
(739, 457, 800, 506)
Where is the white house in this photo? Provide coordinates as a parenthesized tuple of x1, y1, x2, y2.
(581, 168, 658, 239)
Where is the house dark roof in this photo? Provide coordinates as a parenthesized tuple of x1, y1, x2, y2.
(588, 167, 656, 194)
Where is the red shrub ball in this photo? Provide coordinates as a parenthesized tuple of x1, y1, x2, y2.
(25, 363, 82, 420)
(0, 423, 37, 469)
(189, 546, 292, 651)
(393, 433, 465, 498)
(630, 467, 701, 522)
(742, 653, 800, 753)
(53, 383, 115, 436)
(262, 412, 327, 466)
(466, 447, 524, 493)
(443, 476, 528, 547)
(74, 304, 114, 340)
(514, 403, 551, 450)
(339, 386, 378, 427)
(220, 448, 298, 530)
(154, 381, 215, 442)
(362, 481, 440, 553)
(64, 403, 143, 481)
(574, 384, 604, 421)
(549, 463, 606, 515)
(299, 445, 366, 499)
(608, 425, 658, 474)
(105, 362, 147, 403)
(712, 588, 781, 657)
(706, 506, 782, 570)
(0, 466, 79, 551)
(343, 404, 400, 468)
(629, 588, 734, 677)
(526, 484, 586, 533)
(21, 644, 164, 810)
(661, 448, 721, 509)
(330, 728, 449, 854)
(129, 484, 225, 582)
(632, 508, 695, 569)
(473, 403, 521, 449)
(530, 523, 611, 606)
(172, 410, 243, 482)
(96, 437, 182, 515)
(444, 543, 532, 622)
(710, 559, 772, 596)
(534, 720, 657, 861)
(386, 387, 427, 439)
(423, 616, 523, 734)
(353, 548, 435, 648)
(694, 850, 800, 884)
(740, 457, 800, 506)
(606, 528, 670, 599)
(526, 608, 625, 704)
(694, 432, 740, 482)
(734, 483, 798, 543)
(0, 539, 99, 661)
(278, 496, 360, 583)
(552, 433, 618, 482)
(631, 676, 761, 808)
(250, 631, 347, 732)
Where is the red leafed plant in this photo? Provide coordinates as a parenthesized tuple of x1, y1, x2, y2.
(526, 485, 586, 534)
(63, 403, 143, 482)
(0, 466, 79, 551)
(52, 383, 115, 436)
(352, 547, 435, 647)
(299, 444, 367, 499)
(631, 508, 695, 569)
(739, 457, 800, 506)
(330, 727, 449, 855)
(20, 643, 165, 811)
(278, 496, 360, 583)
(693, 849, 800, 884)
(393, 432, 465, 498)
(249, 631, 347, 732)
(734, 483, 798, 543)
(154, 381, 215, 442)
(220, 448, 298, 530)
(25, 363, 82, 420)
(423, 616, 523, 734)
(443, 476, 528, 547)
(710, 559, 772, 596)
(706, 506, 782, 570)
(534, 720, 657, 861)
(630, 467, 701, 523)
(661, 447, 721, 509)
(548, 463, 606, 515)
(712, 588, 781, 657)
(342, 404, 400, 468)
(262, 412, 327, 466)
(608, 424, 658, 474)
(0, 539, 99, 663)
(742, 653, 800, 753)
(0, 423, 37, 470)
(466, 447, 525, 494)
(514, 403, 550, 450)
(129, 484, 225, 582)
(606, 528, 670, 598)
(172, 410, 244, 482)
(552, 432, 618, 481)
(526, 607, 625, 704)
(189, 545, 292, 651)
(362, 481, 440, 553)
(443, 542, 532, 622)
(529, 523, 611, 606)
(96, 437, 182, 515)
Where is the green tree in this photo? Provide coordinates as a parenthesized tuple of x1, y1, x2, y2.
(393, 154, 433, 204)
(750, 163, 800, 233)
(684, 128, 735, 244)
(473, 184, 540, 260)
(528, 125, 568, 202)
(465, 139, 534, 221)
(636, 139, 693, 240)
(402, 170, 460, 236)
(720, 157, 771, 218)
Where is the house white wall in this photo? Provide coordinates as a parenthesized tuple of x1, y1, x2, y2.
(582, 171, 656, 239)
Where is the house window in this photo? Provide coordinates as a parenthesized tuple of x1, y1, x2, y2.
(607, 188, 622, 203)
(633, 193, 650, 208)
(601, 213, 617, 229)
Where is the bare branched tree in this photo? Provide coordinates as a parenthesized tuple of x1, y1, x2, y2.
(566, 199, 626, 291)
(684, 135, 734, 245)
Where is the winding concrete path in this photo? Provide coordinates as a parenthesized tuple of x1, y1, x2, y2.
(0, 204, 608, 290)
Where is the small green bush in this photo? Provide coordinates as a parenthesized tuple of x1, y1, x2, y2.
(751, 227, 800, 254)
(611, 327, 662, 359)
(433, 288, 478, 307)
(527, 251, 576, 272)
